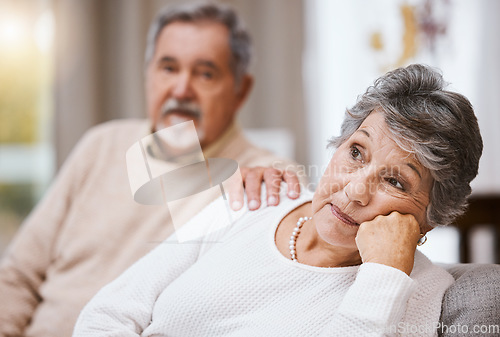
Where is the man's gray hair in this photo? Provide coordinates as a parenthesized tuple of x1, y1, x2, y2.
(144, 2, 252, 85)
(329, 64, 483, 228)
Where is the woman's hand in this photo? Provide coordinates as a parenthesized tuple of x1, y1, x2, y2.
(355, 211, 422, 275)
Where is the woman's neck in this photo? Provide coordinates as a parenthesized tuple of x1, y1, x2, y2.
(276, 202, 362, 268)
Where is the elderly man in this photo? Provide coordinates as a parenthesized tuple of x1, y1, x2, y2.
(0, 3, 302, 336)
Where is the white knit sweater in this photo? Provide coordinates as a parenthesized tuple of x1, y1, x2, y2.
(73, 189, 454, 337)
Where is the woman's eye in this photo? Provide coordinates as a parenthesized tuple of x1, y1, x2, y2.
(350, 146, 362, 160)
(387, 177, 404, 190)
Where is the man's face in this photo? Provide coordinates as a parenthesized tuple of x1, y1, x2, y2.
(145, 21, 252, 148)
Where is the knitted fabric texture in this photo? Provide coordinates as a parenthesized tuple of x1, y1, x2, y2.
(74, 190, 454, 337)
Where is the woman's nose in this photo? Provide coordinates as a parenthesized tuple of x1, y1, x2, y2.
(344, 169, 375, 206)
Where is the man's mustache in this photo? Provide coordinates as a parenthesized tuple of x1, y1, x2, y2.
(160, 99, 202, 119)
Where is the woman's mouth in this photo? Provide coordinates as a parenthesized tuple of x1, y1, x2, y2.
(330, 204, 359, 227)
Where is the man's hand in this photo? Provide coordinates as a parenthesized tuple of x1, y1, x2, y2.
(355, 211, 422, 275)
(228, 166, 300, 211)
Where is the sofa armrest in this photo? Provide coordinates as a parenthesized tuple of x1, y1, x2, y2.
(438, 263, 500, 336)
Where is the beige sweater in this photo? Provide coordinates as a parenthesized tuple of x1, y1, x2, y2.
(0, 119, 302, 337)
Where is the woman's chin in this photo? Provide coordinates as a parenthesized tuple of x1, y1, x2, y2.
(314, 205, 359, 248)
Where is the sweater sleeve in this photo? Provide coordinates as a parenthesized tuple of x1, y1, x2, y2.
(319, 263, 417, 337)
(319, 256, 453, 337)
(0, 127, 105, 336)
(72, 195, 241, 336)
(72, 238, 200, 337)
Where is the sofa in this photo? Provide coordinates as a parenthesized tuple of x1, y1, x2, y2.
(438, 263, 500, 336)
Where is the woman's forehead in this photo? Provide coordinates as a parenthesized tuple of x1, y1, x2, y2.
(354, 112, 426, 170)
(356, 112, 395, 143)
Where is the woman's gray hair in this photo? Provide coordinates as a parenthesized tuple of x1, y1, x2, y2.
(144, 2, 252, 85)
(329, 64, 483, 227)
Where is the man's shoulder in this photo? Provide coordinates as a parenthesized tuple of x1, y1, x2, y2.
(64, 119, 149, 162)
(86, 118, 149, 138)
(77, 119, 149, 147)
(229, 135, 304, 171)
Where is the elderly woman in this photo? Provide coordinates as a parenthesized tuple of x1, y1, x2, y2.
(73, 64, 482, 337)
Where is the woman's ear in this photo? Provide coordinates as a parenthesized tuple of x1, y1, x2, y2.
(420, 216, 433, 235)
(418, 205, 433, 234)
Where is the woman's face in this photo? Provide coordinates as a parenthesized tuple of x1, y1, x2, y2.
(312, 111, 434, 250)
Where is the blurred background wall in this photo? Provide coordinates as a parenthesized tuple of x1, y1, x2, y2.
(0, 0, 499, 263)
